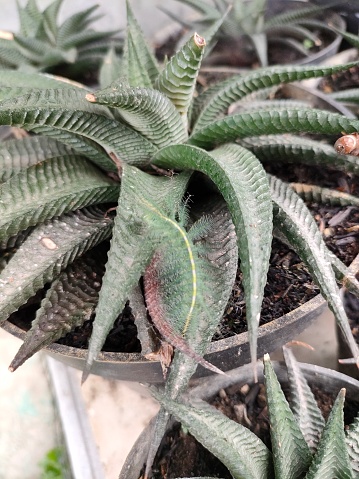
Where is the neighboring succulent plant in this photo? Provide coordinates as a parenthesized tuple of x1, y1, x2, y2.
(153, 347, 359, 479)
(163, 0, 342, 67)
(0, 0, 122, 78)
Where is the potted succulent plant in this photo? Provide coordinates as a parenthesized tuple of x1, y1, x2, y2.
(0, 0, 122, 82)
(120, 347, 359, 478)
(1, 0, 359, 386)
(159, 0, 345, 68)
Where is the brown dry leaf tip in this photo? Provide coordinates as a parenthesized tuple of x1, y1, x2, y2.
(194, 32, 206, 48)
(334, 132, 359, 156)
(0, 30, 13, 40)
(285, 340, 315, 351)
(85, 93, 96, 102)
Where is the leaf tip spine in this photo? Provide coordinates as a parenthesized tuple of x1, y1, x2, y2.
(194, 32, 206, 48)
(85, 93, 96, 103)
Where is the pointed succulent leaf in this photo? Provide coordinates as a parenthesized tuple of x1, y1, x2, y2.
(28, 126, 115, 172)
(239, 135, 359, 176)
(269, 175, 359, 365)
(0, 41, 32, 69)
(0, 135, 76, 182)
(56, 6, 99, 47)
(192, 62, 359, 131)
(151, 389, 274, 479)
(61, 30, 118, 50)
(330, 88, 359, 103)
(144, 197, 238, 378)
(290, 183, 359, 207)
(346, 413, 359, 475)
(9, 247, 107, 371)
(283, 347, 325, 452)
(263, 355, 312, 479)
(17, 0, 42, 37)
(305, 389, 352, 479)
(14, 35, 76, 67)
(0, 70, 85, 90)
(188, 108, 359, 150)
(86, 81, 188, 148)
(99, 46, 122, 89)
(84, 166, 191, 379)
(0, 207, 112, 324)
(0, 88, 157, 169)
(152, 143, 272, 378)
(156, 33, 206, 125)
(264, 3, 333, 28)
(128, 284, 159, 357)
(144, 198, 238, 472)
(0, 156, 119, 243)
(42, 0, 63, 43)
(123, 0, 160, 87)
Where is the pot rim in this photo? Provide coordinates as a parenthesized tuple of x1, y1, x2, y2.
(2, 294, 326, 364)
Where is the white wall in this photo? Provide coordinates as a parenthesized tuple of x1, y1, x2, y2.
(0, 0, 191, 41)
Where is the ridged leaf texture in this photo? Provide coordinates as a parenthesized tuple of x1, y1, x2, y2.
(152, 143, 272, 379)
(189, 108, 359, 150)
(269, 174, 359, 365)
(239, 135, 359, 176)
(346, 414, 359, 475)
(151, 389, 274, 479)
(84, 166, 191, 379)
(9, 246, 107, 371)
(0, 207, 113, 324)
(283, 346, 325, 452)
(290, 183, 359, 208)
(144, 197, 238, 474)
(0, 88, 157, 169)
(0, 155, 119, 244)
(147, 197, 238, 387)
(191, 62, 359, 130)
(264, 355, 312, 479)
(305, 390, 353, 479)
(122, 0, 160, 87)
(0, 135, 76, 183)
(86, 81, 187, 148)
(0, 0, 118, 73)
(0, 69, 85, 90)
(155, 33, 206, 124)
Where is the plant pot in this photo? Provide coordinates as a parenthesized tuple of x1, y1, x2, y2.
(2, 294, 326, 383)
(119, 360, 359, 479)
(266, 1, 345, 66)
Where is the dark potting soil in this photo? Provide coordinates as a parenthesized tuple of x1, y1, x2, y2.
(149, 380, 359, 479)
(319, 64, 359, 95)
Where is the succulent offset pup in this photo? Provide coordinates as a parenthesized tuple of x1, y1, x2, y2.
(0, 3, 359, 390)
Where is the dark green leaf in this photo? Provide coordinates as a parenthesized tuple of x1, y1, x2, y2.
(264, 355, 312, 479)
(0, 207, 113, 324)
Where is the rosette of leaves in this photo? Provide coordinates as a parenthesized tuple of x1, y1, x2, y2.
(153, 347, 359, 479)
(163, 0, 342, 67)
(0, 0, 122, 78)
(1, 2, 359, 390)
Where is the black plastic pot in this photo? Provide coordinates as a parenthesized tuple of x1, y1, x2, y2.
(119, 360, 359, 479)
(2, 294, 326, 383)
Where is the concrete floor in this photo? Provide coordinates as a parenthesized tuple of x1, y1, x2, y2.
(0, 305, 337, 478)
